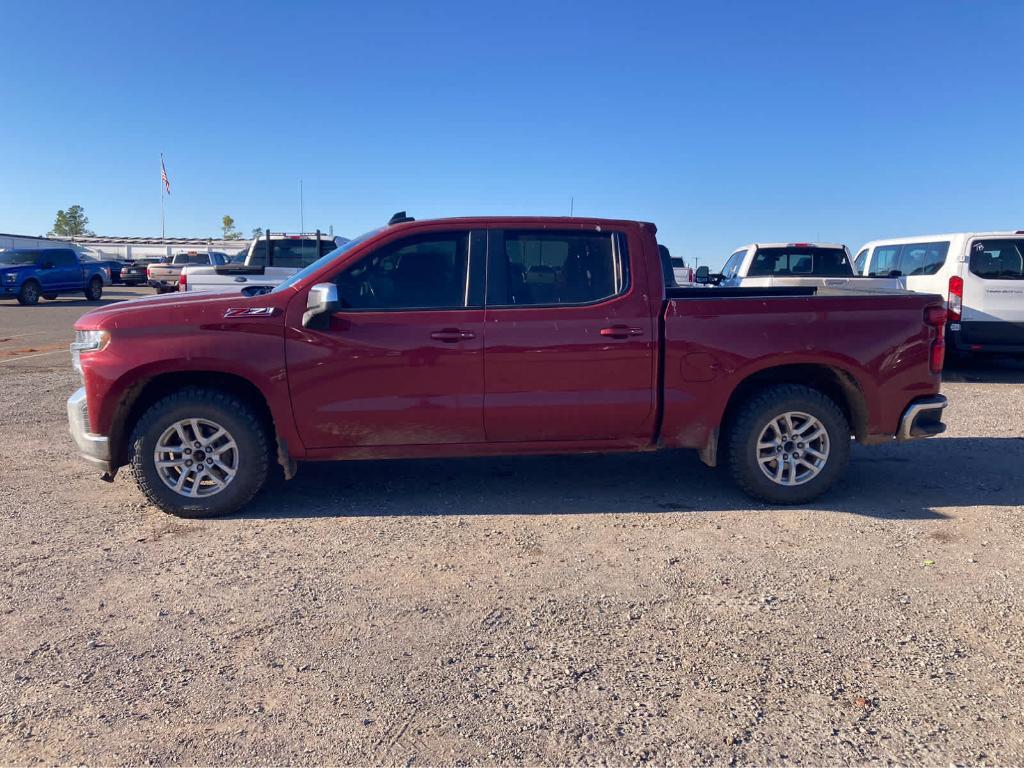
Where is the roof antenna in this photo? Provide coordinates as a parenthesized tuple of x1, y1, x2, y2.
(569, 196, 574, 217)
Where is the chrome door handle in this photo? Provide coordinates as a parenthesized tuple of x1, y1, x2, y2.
(600, 325, 643, 338)
(430, 329, 476, 342)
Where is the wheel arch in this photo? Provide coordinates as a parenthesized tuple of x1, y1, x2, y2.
(701, 363, 869, 467)
(109, 370, 294, 479)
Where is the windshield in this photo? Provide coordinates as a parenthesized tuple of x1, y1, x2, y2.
(0, 251, 38, 266)
(271, 229, 382, 293)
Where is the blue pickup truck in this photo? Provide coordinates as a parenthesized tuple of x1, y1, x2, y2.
(0, 248, 110, 305)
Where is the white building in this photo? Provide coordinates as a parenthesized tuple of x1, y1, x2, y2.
(70, 235, 250, 261)
(1, 232, 250, 261)
(0, 232, 73, 250)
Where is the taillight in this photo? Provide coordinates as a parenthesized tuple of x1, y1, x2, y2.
(947, 275, 963, 322)
(924, 303, 946, 374)
(178, 271, 187, 289)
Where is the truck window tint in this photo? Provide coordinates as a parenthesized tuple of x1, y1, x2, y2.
(898, 242, 949, 276)
(49, 251, 76, 267)
(501, 231, 624, 305)
(748, 247, 851, 277)
(336, 232, 470, 310)
(970, 239, 1024, 280)
(868, 245, 901, 276)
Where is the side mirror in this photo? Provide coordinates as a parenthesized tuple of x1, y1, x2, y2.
(695, 265, 710, 284)
(302, 282, 339, 329)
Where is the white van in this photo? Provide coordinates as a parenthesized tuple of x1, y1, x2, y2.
(855, 232, 1024, 356)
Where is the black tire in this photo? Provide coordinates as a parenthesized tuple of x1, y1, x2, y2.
(128, 387, 269, 518)
(84, 277, 103, 301)
(42, 293, 58, 301)
(726, 384, 850, 505)
(16, 280, 40, 305)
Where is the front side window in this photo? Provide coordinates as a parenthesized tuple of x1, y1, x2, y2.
(499, 231, 626, 306)
(868, 245, 901, 276)
(898, 241, 949, 276)
(970, 238, 1024, 280)
(854, 249, 868, 275)
(721, 250, 746, 279)
(336, 231, 470, 310)
(748, 247, 851, 277)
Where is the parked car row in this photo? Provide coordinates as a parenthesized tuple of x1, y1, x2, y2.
(67, 212, 949, 519)
(687, 232, 1024, 358)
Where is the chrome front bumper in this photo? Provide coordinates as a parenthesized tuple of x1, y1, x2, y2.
(897, 394, 948, 441)
(67, 387, 110, 468)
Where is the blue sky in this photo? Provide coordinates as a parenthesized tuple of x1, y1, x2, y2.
(1, 0, 1022, 268)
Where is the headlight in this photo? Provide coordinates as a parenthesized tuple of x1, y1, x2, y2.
(71, 329, 110, 374)
(4, 273, 15, 284)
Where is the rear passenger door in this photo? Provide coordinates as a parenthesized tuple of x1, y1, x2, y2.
(482, 227, 657, 443)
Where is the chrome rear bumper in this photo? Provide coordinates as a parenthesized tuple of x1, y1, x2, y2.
(897, 395, 948, 441)
(67, 387, 111, 468)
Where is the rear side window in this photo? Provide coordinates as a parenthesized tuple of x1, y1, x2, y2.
(970, 239, 1024, 280)
(748, 247, 852, 277)
(898, 242, 949, 276)
(869, 242, 950, 276)
(868, 246, 901, 276)
(496, 230, 627, 306)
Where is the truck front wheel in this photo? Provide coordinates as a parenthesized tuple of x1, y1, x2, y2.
(128, 387, 269, 518)
(84, 277, 103, 301)
(17, 280, 40, 305)
(727, 384, 850, 505)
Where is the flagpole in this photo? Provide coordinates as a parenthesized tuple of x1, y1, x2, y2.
(160, 153, 165, 239)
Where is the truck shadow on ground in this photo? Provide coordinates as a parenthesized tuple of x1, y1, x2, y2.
(237, 436, 1023, 523)
(944, 355, 1024, 384)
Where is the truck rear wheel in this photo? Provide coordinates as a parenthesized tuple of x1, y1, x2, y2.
(17, 280, 40, 305)
(84, 277, 103, 301)
(128, 387, 269, 518)
(727, 384, 850, 505)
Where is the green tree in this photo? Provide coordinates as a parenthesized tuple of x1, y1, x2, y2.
(221, 215, 243, 240)
(49, 205, 94, 238)
(251, 227, 264, 240)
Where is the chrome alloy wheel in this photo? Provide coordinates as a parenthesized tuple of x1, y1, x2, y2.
(154, 418, 238, 498)
(756, 411, 830, 487)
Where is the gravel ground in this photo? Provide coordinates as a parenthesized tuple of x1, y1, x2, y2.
(1, 288, 1023, 765)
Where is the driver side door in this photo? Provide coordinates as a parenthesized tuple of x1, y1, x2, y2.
(285, 228, 487, 450)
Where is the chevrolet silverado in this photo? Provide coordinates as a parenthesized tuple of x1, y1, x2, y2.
(68, 215, 948, 518)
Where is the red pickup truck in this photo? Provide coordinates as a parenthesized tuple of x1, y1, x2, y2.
(68, 215, 948, 518)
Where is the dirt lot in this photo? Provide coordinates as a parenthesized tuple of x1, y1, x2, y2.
(1, 287, 1023, 765)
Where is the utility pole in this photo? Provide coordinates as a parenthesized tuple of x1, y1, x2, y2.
(299, 179, 304, 234)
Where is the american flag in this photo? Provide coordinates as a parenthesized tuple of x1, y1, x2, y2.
(161, 154, 171, 195)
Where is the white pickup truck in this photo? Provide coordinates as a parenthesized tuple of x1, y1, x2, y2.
(698, 243, 900, 290)
(180, 232, 343, 295)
